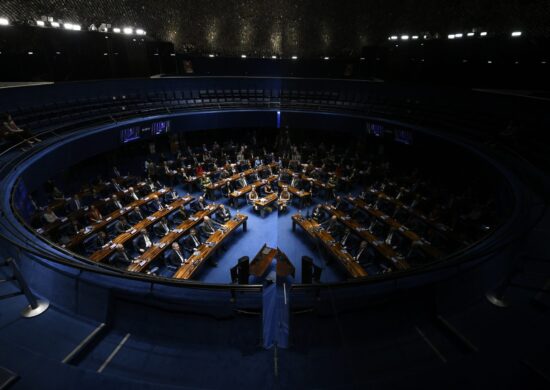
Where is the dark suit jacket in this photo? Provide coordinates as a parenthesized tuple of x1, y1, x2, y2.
(127, 210, 144, 225)
(182, 234, 201, 254)
(216, 209, 231, 223)
(167, 250, 186, 267)
(135, 234, 153, 252)
(190, 200, 207, 212)
(109, 251, 132, 268)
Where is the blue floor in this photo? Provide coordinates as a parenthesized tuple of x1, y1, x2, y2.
(173, 184, 346, 284)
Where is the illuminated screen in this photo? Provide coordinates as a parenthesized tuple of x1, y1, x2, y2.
(152, 121, 170, 135)
(394, 129, 413, 145)
(120, 127, 141, 143)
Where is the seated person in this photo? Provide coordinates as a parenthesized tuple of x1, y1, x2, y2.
(320, 215, 339, 233)
(181, 228, 202, 255)
(87, 205, 103, 224)
(199, 174, 212, 191)
(221, 181, 233, 198)
(106, 194, 124, 214)
(42, 207, 59, 225)
(2, 113, 40, 145)
(109, 244, 133, 268)
(171, 205, 188, 225)
(353, 241, 368, 263)
(190, 196, 208, 212)
(67, 194, 84, 212)
(278, 185, 291, 212)
(200, 216, 221, 238)
(153, 217, 171, 237)
(236, 173, 248, 189)
(166, 242, 187, 268)
(126, 187, 140, 202)
(147, 194, 164, 213)
(134, 228, 153, 253)
(248, 185, 259, 210)
(215, 204, 231, 224)
(262, 183, 274, 196)
(127, 206, 145, 225)
(85, 231, 108, 254)
(58, 217, 82, 245)
(164, 189, 179, 203)
(114, 216, 131, 235)
(110, 178, 124, 193)
(50, 185, 65, 202)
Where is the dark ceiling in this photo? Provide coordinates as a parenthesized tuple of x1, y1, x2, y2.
(0, 0, 548, 57)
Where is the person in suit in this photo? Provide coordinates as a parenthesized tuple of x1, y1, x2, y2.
(113, 166, 121, 178)
(215, 204, 231, 224)
(190, 196, 207, 212)
(221, 181, 233, 198)
(58, 217, 82, 245)
(172, 205, 188, 225)
(127, 206, 144, 225)
(126, 187, 140, 202)
(167, 242, 186, 268)
(110, 178, 124, 193)
(109, 244, 133, 268)
(199, 174, 212, 191)
(67, 194, 83, 212)
(88, 205, 103, 224)
(148, 194, 164, 213)
(107, 194, 124, 213)
(311, 205, 327, 223)
(200, 216, 219, 238)
(354, 241, 368, 264)
(164, 189, 179, 203)
(114, 217, 131, 235)
(153, 217, 171, 237)
(278, 185, 291, 212)
(135, 228, 153, 253)
(182, 228, 202, 255)
(236, 173, 247, 189)
(262, 183, 274, 196)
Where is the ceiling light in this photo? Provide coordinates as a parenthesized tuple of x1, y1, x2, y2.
(454, 33, 463, 38)
(448, 34, 455, 39)
(64, 23, 73, 30)
(291, 55, 298, 60)
(480, 32, 487, 36)
(51, 21, 60, 28)
(123, 27, 133, 35)
(412, 36, 419, 40)
(0, 18, 9, 26)
(390, 36, 398, 41)
(113, 27, 121, 33)
(72, 24, 81, 31)
(467, 32, 475, 37)
(241, 54, 247, 58)
(511, 31, 522, 37)
(208, 54, 215, 58)
(271, 55, 277, 59)
(36, 20, 45, 27)
(136, 29, 146, 35)
(324, 56, 329, 60)
(401, 35, 409, 40)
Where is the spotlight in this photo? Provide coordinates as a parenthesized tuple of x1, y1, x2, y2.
(271, 55, 277, 59)
(36, 20, 45, 27)
(50, 21, 60, 28)
(113, 27, 121, 33)
(73, 24, 81, 31)
(208, 54, 215, 58)
(412, 35, 419, 40)
(123, 27, 133, 35)
(28, 51, 34, 55)
(0, 17, 9, 26)
(360, 57, 365, 60)
(448, 34, 455, 39)
(511, 31, 522, 37)
(241, 54, 247, 58)
(454, 33, 463, 38)
(136, 29, 146, 35)
(401, 35, 409, 40)
(291, 55, 298, 60)
(389, 36, 398, 41)
(323, 56, 329, 60)
(480, 32, 487, 36)
(467, 32, 475, 37)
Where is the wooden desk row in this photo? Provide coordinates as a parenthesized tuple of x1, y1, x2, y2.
(292, 214, 368, 279)
(344, 196, 442, 259)
(173, 214, 248, 279)
(320, 205, 410, 271)
(89, 195, 194, 263)
(62, 188, 170, 250)
(128, 204, 221, 273)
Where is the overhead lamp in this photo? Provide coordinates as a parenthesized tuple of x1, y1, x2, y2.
(401, 35, 409, 40)
(241, 54, 247, 58)
(73, 24, 81, 31)
(480, 32, 487, 36)
(272, 55, 277, 59)
(390, 36, 398, 41)
(208, 54, 215, 58)
(448, 34, 455, 39)
(0, 17, 10, 26)
(291, 55, 298, 60)
(113, 27, 121, 33)
(50, 21, 60, 28)
(511, 31, 522, 37)
(63, 23, 73, 30)
(323, 56, 329, 60)
(136, 29, 146, 35)
(36, 20, 45, 27)
(467, 32, 475, 37)
(454, 33, 463, 38)
(412, 35, 419, 40)
(123, 27, 133, 35)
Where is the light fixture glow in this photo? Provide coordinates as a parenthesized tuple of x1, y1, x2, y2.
(271, 55, 277, 59)
(208, 54, 215, 58)
(0, 17, 9, 26)
(241, 54, 247, 58)
(324, 56, 330, 60)
(36, 20, 45, 27)
(454, 33, 463, 38)
(123, 27, 133, 35)
(390, 36, 398, 40)
(401, 35, 409, 40)
(28, 51, 34, 55)
(291, 55, 298, 60)
(136, 29, 146, 35)
(73, 24, 81, 31)
(467, 32, 475, 37)
(448, 34, 455, 39)
(480, 32, 487, 36)
(511, 31, 522, 37)
(51, 21, 60, 28)
(63, 23, 73, 30)
(113, 27, 121, 33)
(412, 35, 419, 40)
